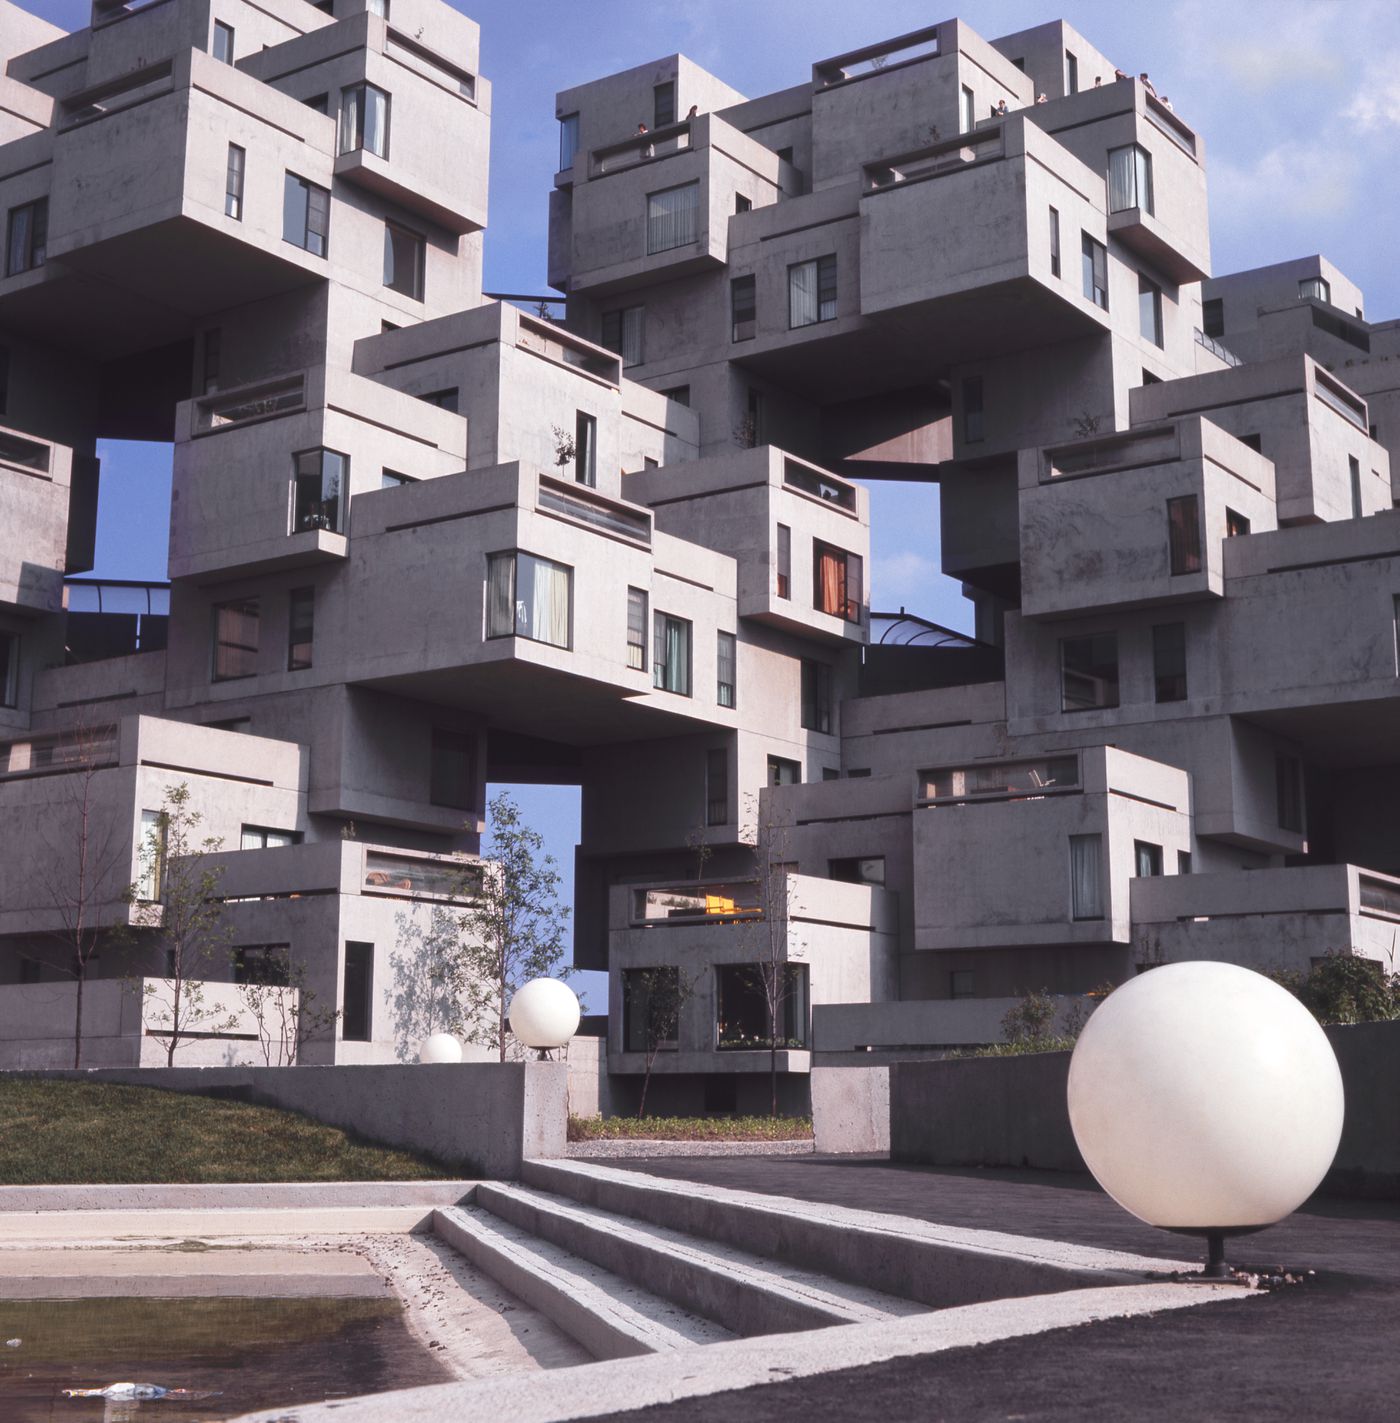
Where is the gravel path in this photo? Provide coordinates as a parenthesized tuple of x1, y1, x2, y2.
(565, 1139, 815, 1159)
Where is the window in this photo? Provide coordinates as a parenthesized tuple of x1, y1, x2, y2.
(652, 613, 691, 695)
(1276, 753, 1303, 833)
(1167, 494, 1202, 575)
(731, 275, 756, 342)
(225, 144, 245, 220)
(789, 255, 837, 327)
(1069, 834, 1103, 919)
(1049, 206, 1060, 277)
(1060, 633, 1119, 711)
(430, 728, 476, 809)
(1081, 233, 1108, 309)
(1237, 432, 1262, 453)
(420, 388, 457, 411)
(283, 174, 329, 256)
(201, 327, 221, 395)
(1108, 144, 1153, 214)
(960, 84, 974, 133)
(342, 942, 373, 1042)
(212, 20, 234, 64)
(1153, 622, 1187, 703)
(1139, 275, 1163, 347)
(962, 375, 984, 443)
(660, 385, 690, 407)
(486, 552, 573, 648)
(717, 631, 736, 708)
(716, 962, 808, 1050)
(0, 630, 15, 706)
(137, 809, 165, 902)
(776, 524, 790, 598)
(830, 856, 885, 886)
(1142, 369, 1161, 385)
(626, 587, 648, 671)
(1134, 841, 1163, 877)
(706, 748, 728, 826)
(647, 182, 699, 254)
(574, 410, 597, 486)
(1178, 850, 1193, 875)
(1066, 50, 1079, 93)
(1299, 276, 1331, 304)
(768, 756, 800, 787)
(800, 659, 831, 733)
(600, 306, 644, 366)
(241, 825, 300, 850)
(1202, 297, 1224, 338)
(381, 469, 414, 489)
(1350, 455, 1363, 519)
(1226, 507, 1251, 538)
(950, 969, 975, 999)
(339, 82, 389, 159)
(212, 598, 259, 681)
(383, 223, 424, 300)
(654, 80, 676, 129)
(233, 945, 290, 987)
(288, 587, 314, 670)
(558, 112, 579, 171)
(5, 199, 47, 276)
(304, 93, 329, 114)
(735, 193, 752, 214)
(813, 541, 862, 622)
(293, 448, 348, 534)
(368, 0, 389, 17)
(624, 967, 681, 1052)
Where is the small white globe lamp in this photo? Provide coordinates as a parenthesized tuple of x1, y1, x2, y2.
(1067, 960, 1344, 1278)
(508, 978, 581, 1058)
(418, 1032, 463, 1064)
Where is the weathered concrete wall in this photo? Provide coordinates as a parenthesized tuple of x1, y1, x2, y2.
(811, 1063, 889, 1153)
(886, 1022, 1400, 1197)
(15, 1061, 568, 1179)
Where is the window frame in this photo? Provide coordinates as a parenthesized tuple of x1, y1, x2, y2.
(5, 198, 47, 277)
(730, 275, 756, 342)
(1049, 205, 1061, 278)
(1069, 832, 1104, 919)
(716, 630, 737, 708)
(1108, 143, 1154, 215)
(1080, 232, 1108, 310)
(812, 540, 863, 623)
(383, 221, 425, 301)
(626, 587, 648, 671)
(646, 181, 700, 255)
(486, 550, 574, 649)
(1167, 494, 1202, 576)
(652, 612, 692, 696)
(1139, 274, 1164, 348)
(1152, 621, 1187, 703)
(282, 172, 330, 257)
(287, 586, 315, 671)
(0, 630, 18, 708)
(574, 410, 597, 487)
(342, 941, 374, 1042)
(212, 20, 234, 65)
(600, 305, 644, 366)
(225, 143, 245, 221)
(558, 112, 580, 171)
(1060, 632, 1120, 712)
(211, 597, 261, 682)
(339, 81, 390, 160)
(775, 524, 791, 599)
(292, 447, 349, 535)
(788, 254, 838, 328)
(767, 756, 800, 787)
(800, 658, 832, 733)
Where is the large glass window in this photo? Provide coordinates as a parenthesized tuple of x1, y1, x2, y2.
(1134, 840, 1163, 877)
(430, 728, 476, 809)
(137, 809, 165, 902)
(241, 825, 300, 850)
(789, 254, 837, 328)
(647, 182, 699, 254)
(212, 20, 234, 64)
(654, 80, 676, 129)
(1060, 633, 1119, 711)
(716, 963, 808, 1050)
(1069, 833, 1103, 919)
(731, 275, 756, 342)
(283, 174, 329, 256)
(558, 112, 580, 171)
(776, 524, 791, 598)
(339, 82, 390, 159)
(1299, 276, 1331, 304)
(342, 942, 373, 1041)
(717, 631, 736, 708)
(293, 448, 348, 534)
(288, 587, 314, 671)
(1167, 494, 1202, 575)
(800, 659, 831, 733)
(225, 144, 245, 220)
(600, 306, 644, 366)
(1153, 622, 1187, 703)
(486, 551, 573, 648)
(626, 587, 648, 671)
(1139, 275, 1164, 347)
(652, 613, 691, 695)
(0, 631, 18, 708)
(574, 411, 597, 487)
(5, 199, 47, 277)
(813, 541, 862, 622)
(212, 598, 260, 681)
(1081, 233, 1108, 309)
(706, 748, 728, 826)
(1108, 144, 1153, 214)
(768, 756, 800, 787)
(624, 967, 681, 1052)
(384, 222, 424, 300)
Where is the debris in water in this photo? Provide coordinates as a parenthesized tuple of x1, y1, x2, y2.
(62, 1382, 222, 1401)
(4, 1338, 19, 1347)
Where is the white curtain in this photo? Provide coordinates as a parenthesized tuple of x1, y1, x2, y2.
(789, 259, 818, 327)
(1070, 834, 1103, 919)
(647, 183, 699, 254)
(364, 85, 388, 158)
(1107, 146, 1135, 212)
(523, 555, 571, 648)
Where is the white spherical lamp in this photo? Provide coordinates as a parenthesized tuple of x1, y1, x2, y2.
(1067, 960, 1344, 1276)
(508, 978, 581, 1055)
(418, 1032, 463, 1064)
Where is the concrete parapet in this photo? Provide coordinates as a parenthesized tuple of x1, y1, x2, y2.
(811, 1063, 889, 1153)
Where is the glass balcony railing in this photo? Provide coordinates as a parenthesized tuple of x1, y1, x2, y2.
(364, 852, 483, 901)
(1, 728, 119, 778)
(1359, 875, 1400, 920)
(920, 755, 1080, 803)
(1194, 328, 1242, 368)
(631, 881, 763, 924)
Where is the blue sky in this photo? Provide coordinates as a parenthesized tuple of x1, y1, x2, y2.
(17, 0, 1400, 1004)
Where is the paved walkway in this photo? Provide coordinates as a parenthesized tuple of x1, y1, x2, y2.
(600, 1155, 1400, 1421)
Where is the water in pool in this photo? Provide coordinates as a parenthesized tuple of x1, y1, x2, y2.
(0, 1294, 452, 1420)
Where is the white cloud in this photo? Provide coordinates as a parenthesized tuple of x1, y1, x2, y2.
(1344, 53, 1400, 131)
(871, 550, 941, 605)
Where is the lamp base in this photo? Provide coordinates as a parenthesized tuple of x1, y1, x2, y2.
(1164, 1224, 1268, 1280)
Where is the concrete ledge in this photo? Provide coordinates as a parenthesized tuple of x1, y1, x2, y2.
(0, 1181, 476, 1212)
(0, 1206, 440, 1242)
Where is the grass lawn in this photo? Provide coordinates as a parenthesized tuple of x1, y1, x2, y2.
(0, 1078, 450, 1184)
(568, 1114, 813, 1142)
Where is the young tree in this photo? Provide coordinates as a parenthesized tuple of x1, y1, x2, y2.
(33, 723, 130, 1068)
(235, 947, 342, 1066)
(454, 791, 574, 1061)
(628, 965, 700, 1118)
(126, 782, 236, 1066)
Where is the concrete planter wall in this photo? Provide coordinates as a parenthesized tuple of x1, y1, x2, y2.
(13, 1061, 568, 1180)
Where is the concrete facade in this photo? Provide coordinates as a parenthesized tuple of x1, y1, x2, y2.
(1, 5, 1398, 1101)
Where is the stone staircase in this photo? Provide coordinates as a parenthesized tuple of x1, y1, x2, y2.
(431, 1159, 1177, 1361)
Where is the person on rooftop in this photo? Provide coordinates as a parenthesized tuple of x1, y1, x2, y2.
(994, 98, 1009, 116)
(1035, 92, 1048, 104)
(1139, 72, 1158, 96)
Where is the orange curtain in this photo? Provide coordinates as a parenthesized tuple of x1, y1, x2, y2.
(819, 549, 842, 615)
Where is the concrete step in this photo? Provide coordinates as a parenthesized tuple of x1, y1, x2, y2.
(431, 1204, 732, 1361)
(475, 1180, 925, 1337)
(520, 1159, 1189, 1311)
